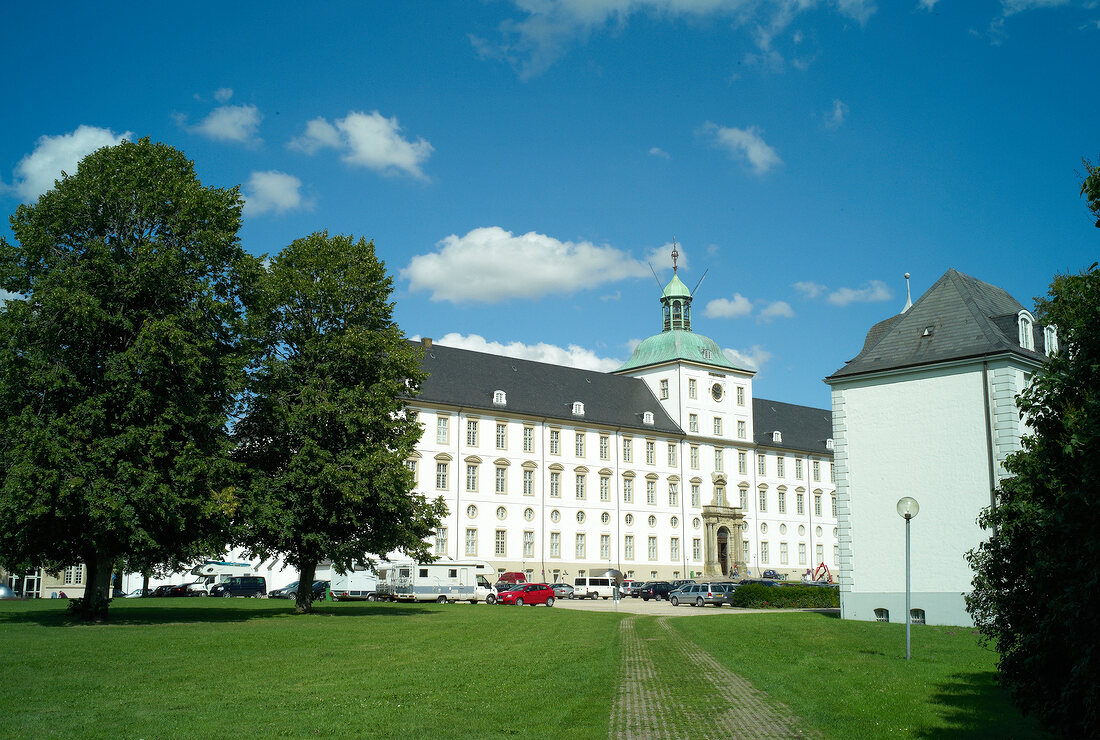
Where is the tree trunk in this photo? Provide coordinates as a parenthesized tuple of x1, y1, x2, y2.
(295, 560, 317, 614)
(79, 553, 114, 622)
(142, 572, 151, 595)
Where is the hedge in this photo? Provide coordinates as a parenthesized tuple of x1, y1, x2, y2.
(730, 584, 839, 609)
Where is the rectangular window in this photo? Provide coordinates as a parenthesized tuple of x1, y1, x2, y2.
(799, 542, 807, 565)
(737, 420, 746, 439)
(575, 533, 586, 559)
(646, 441, 656, 465)
(689, 414, 699, 433)
(715, 486, 726, 506)
(815, 494, 822, 517)
(465, 528, 477, 556)
(688, 378, 697, 398)
(600, 476, 610, 502)
(833, 544, 839, 565)
(714, 448, 723, 472)
(832, 495, 837, 517)
(738, 452, 747, 475)
(780, 542, 789, 565)
(758, 454, 767, 476)
(74, 567, 83, 585)
(742, 540, 749, 561)
(436, 462, 448, 489)
(575, 432, 585, 457)
(667, 443, 677, 466)
(623, 438, 633, 463)
(713, 417, 722, 436)
(659, 379, 669, 399)
(465, 464, 478, 492)
(405, 459, 417, 486)
(778, 491, 786, 514)
(575, 473, 586, 499)
(550, 532, 561, 558)
(761, 541, 770, 562)
(831, 464, 836, 483)
(777, 456, 785, 478)
(691, 484, 700, 507)
(523, 427, 534, 453)
(813, 460, 821, 482)
(550, 430, 560, 455)
(795, 458, 803, 480)
(523, 530, 534, 558)
(550, 472, 561, 498)
(495, 529, 507, 557)
(646, 480, 656, 505)
(670, 537, 680, 560)
(523, 469, 534, 496)
(816, 543, 824, 565)
(436, 416, 449, 444)
(693, 538, 701, 560)
(600, 534, 610, 559)
(466, 419, 478, 447)
(435, 528, 448, 555)
(690, 446, 699, 469)
(599, 435, 609, 460)
(739, 488, 747, 509)
(759, 489, 768, 512)
(736, 386, 745, 405)
(64, 567, 74, 585)
(797, 492, 805, 514)
(496, 423, 507, 449)
(668, 482, 678, 507)
(495, 467, 506, 494)
(624, 535, 634, 559)
(623, 479, 633, 503)
(648, 536, 658, 561)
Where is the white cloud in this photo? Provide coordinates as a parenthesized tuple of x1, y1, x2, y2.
(11, 125, 132, 201)
(918, 0, 940, 9)
(402, 227, 650, 303)
(214, 87, 234, 103)
(415, 332, 624, 372)
(704, 293, 753, 319)
(1001, 0, 1068, 15)
(827, 280, 893, 306)
(793, 281, 827, 298)
(825, 99, 849, 130)
(192, 104, 262, 144)
(644, 241, 689, 272)
(289, 110, 433, 180)
(702, 122, 782, 175)
(648, 146, 670, 158)
(242, 170, 310, 216)
(723, 345, 771, 372)
(476, 1, 879, 78)
(758, 300, 795, 321)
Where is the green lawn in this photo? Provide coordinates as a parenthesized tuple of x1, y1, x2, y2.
(0, 600, 1045, 739)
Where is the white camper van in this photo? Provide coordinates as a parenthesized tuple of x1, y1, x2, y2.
(186, 561, 256, 596)
(381, 560, 495, 603)
(330, 567, 380, 601)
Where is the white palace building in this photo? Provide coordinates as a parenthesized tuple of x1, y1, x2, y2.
(409, 264, 837, 584)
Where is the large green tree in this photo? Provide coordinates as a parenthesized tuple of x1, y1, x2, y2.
(966, 258, 1100, 736)
(0, 139, 251, 620)
(233, 231, 444, 614)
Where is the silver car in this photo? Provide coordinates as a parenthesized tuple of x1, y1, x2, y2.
(669, 582, 729, 607)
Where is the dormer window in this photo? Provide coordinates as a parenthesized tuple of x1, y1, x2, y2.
(493, 390, 507, 406)
(643, 411, 654, 425)
(826, 438, 835, 451)
(1044, 325, 1058, 356)
(572, 401, 585, 417)
(772, 431, 782, 443)
(1018, 311, 1035, 351)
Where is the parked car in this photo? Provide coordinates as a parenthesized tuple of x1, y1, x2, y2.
(629, 582, 647, 598)
(269, 581, 298, 599)
(125, 588, 152, 598)
(210, 575, 267, 598)
(166, 584, 192, 597)
(762, 569, 786, 580)
(550, 582, 574, 599)
(271, 579, 329, 600)
(498, 583, 555, 606)
(668, 579, 696, 590)
(150, 584, 175, 597)
(619, 579, 637, 596)
(639, 581, 673, 601)
(738, 578, 780, 587)
(670, 582, 729, 607)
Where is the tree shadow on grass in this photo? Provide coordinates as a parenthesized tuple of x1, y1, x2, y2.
(915, 671, 1048, 739)
(0, 601, 436, 627)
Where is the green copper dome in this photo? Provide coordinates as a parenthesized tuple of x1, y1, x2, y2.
(617, 330, 748, 372)
(662, 273, 691, 299)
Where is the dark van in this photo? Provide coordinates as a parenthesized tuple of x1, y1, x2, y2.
(210, 575, 267, 598)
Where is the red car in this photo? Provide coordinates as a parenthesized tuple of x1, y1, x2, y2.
(498, 583, 556, 606)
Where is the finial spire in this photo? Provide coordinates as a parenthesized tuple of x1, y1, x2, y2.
(902, 272, 912, 313)
(671, 238, 679, 274)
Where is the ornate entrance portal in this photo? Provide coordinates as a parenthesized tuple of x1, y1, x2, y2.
(701, 499, 744, 578)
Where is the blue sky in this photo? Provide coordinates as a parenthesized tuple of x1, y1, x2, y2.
(2, 1, 1097, 408)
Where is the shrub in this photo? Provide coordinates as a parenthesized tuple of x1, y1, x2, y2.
(731, 584, 839, 609)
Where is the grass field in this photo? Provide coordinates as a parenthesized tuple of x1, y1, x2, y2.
(0, 599, 1045, 739)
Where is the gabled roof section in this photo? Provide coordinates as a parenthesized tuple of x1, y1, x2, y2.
(752, 398, 833, 455)
(412, 341, 682, 435)
(826, 269, 1048, 382)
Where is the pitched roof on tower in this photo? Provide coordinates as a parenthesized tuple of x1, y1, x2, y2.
(826, 268, 1051, 382)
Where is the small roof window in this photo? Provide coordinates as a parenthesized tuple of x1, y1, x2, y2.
(493, 390, 507, 406)
(572, 401, 585, 416)
(772, 431, 782, 443)
(643, 411, 654, 425)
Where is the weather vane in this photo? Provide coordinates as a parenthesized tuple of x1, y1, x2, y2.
(671, 237, 679, 274)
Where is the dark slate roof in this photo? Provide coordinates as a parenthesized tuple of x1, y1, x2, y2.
(752, 398, 834, 455)
(826, 269, 1049, 381)
(412, 341, 682, 435)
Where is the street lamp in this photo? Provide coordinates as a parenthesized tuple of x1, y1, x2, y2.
(896, 496, 920, 660)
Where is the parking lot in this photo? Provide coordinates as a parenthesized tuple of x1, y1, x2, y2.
(553, 595, 838, 617)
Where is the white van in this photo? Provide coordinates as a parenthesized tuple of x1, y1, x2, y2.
(186, 560, 256, 596)
(573, 576, 616, 600)
(381, 560, 495, 603)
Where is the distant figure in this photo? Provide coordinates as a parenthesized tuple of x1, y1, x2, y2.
(59, 591, 67, 598)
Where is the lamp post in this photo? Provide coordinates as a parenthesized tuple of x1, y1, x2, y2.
(896, 496, 920, 660)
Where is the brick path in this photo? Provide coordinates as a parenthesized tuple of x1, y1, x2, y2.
(608, 617, 820, 739)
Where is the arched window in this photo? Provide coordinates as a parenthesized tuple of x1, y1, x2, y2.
(493, 390, 506, 406)
(874, 608, 890, 623)
(643, 411, 654, 425)
(572, 401, 585, 417)
(1018, 311, 1035, 350)
(1044, 325, 1058, 356)
(910, 608, 926, 625)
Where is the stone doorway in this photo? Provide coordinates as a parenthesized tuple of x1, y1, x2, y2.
(717, 527, 730, 575)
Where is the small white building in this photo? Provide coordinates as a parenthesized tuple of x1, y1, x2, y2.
(826, 269, 1055, 626)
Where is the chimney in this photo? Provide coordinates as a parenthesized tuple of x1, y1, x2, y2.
(421, 337, 433, 348)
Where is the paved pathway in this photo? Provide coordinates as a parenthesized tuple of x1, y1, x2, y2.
(608, 617, 820, 739)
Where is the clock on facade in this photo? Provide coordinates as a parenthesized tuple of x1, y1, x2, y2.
(711, 383, 724, 401)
